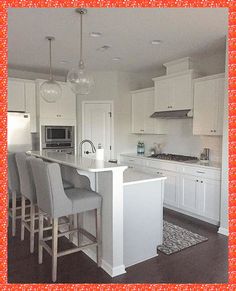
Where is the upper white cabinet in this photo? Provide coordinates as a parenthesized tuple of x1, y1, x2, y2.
(37, 80, 76, 124)
(131, 87, 167, 134)
(152, 70, 197, 112)
(8, 78, 37, 133)
(8, 79, 25, 112)
(193, 74, 225, 136)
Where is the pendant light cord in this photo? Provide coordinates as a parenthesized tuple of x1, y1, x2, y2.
(79, 11, 84, 69)
(49, 38, 53, 81)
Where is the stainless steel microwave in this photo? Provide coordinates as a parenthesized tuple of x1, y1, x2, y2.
(45, 126, 73, 143)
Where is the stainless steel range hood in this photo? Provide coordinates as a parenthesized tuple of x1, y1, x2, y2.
(150, 109, 193, 119)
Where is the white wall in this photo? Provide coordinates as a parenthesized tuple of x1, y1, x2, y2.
(219, 39, 228, 235)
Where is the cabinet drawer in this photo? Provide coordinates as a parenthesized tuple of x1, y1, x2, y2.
(181, 165, 221, 180)
(146, 159, 178, 172)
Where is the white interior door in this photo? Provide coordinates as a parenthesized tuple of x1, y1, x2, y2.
(83, 102, 112, 160)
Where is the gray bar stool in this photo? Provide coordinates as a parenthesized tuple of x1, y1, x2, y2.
(15, 153, 38, 253)
(8, 152, 23, 236)
(29, 157, 102, 282)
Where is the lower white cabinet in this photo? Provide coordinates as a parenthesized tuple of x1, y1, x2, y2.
(157, 169, 179, 208)
(120, 154, 221, 225)
(179, 174, 220, 222)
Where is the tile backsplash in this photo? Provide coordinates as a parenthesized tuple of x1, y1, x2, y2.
(130, 119, 222, 163)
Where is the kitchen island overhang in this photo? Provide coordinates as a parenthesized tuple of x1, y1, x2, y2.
(27, 151, 166, 276)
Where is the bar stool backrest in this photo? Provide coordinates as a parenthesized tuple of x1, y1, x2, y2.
(15, 153, 37, 203)
(29, 158, 72, 218)
(8, 152, 20, 195)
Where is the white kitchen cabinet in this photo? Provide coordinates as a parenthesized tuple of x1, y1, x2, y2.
(157, 169, 179, 208)
(25, 81, 37, 132)
(193, 74, 225, 136)
(37, 80, 76, 122)
(152, 71, 197, 112)
(8, 79, 25, 112)
(131, 88, 167, 134)
(179, 174, 220, 223)
(8, 78, 37, 133)
(120, 154, 221, 225)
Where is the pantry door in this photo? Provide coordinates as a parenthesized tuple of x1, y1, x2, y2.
(82, 101, 113, 160)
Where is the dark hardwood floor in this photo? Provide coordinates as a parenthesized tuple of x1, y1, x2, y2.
(8, 208, 228, 284)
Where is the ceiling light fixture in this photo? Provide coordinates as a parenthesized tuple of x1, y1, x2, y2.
(151, 40, 162, 45)
(97, 45, 111, 52)
(67, 8, 94, 95)
(40, 36, 62, 103)
(112, 57, 121, 61)
(90, 32, 102, 37)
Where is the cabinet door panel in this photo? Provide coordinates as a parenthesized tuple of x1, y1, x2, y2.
(161, 169, 179, 208)
(143, 90, 157, 134)
(132, 92, 145, 133)
(200, 178, 220, 221)
(193, 79, 216, 135)
(172, 74, 192, 110)
(58, 84, 76, 119)
(8, 80, 25, 112)
(155, 79, 171, 111)
(215, 78, 224, 135)
(179, 175, 199, 213)
(25, 82, 37, 132)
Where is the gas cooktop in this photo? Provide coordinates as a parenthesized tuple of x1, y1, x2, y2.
(147, 153, 199, 162)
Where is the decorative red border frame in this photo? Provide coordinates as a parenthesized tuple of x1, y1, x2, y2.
(0, 0, 233, 289)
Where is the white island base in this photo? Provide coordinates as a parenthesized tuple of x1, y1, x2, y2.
(28, 151, 166, 276)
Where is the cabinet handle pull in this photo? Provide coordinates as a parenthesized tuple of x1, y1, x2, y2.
(140, 129, 144, 132)
(197, 171, 205, 174)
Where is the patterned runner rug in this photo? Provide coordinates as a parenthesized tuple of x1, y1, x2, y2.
(157, 221, 208, 255)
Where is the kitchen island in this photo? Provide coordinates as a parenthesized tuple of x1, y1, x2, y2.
(28, 151, 166, 276)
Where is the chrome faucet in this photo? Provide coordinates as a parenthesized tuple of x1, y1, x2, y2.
(79, 139, 96, 156)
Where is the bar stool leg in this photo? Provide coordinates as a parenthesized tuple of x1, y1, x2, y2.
(52, 218, 58, 282)
(38, 211, 44, 264)
(69, 215, 73, 242)
(77, 213, 82, 246)
(96, 208, 102, 267)
(12, 191, 16, 237)
(21, 195, 26, 240)
(30, 203, 35, 253)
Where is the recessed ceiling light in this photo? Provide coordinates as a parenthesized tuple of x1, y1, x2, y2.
(151, 40, 162, 45)
(97, 45, 111, 51)
(112, 57, 121, 61)
(90, 32, 102, 37)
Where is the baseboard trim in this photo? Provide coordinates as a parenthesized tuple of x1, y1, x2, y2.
(218, 227, 228, 236)
(82, 249, 126, 277)
(164, 205, 219, 226)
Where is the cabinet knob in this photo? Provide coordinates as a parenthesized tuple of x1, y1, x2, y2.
(196, 179, 199, 182)
(201, 181, 203, 183)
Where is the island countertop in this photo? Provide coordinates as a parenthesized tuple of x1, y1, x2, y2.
(123, 168, 167, 185)
(27, 151, 128, 173)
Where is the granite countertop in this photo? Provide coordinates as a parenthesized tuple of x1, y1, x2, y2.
(123, 168, 166, 185)
(120, 153, 221, 170)
(28, 151, 128, 173)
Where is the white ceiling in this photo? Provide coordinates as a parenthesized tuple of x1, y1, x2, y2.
(8, 8, 228, 75)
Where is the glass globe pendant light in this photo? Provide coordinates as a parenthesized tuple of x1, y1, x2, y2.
(40, 36, 62, 103)
(67, 8, 94, 95)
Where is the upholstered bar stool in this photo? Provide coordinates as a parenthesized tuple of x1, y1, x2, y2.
(8, 152, 25, 236)
(30, 157, 102, 282)
(15, 153, 39, 253)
